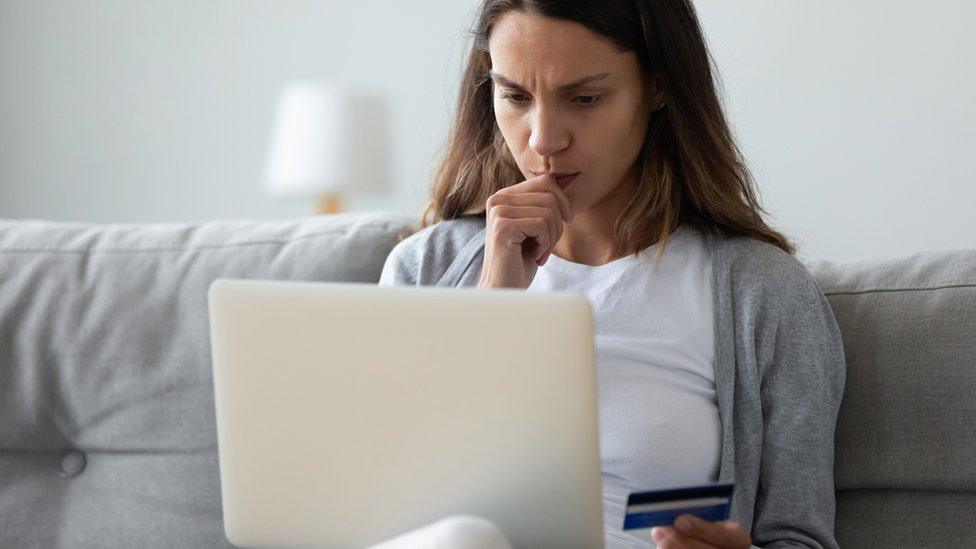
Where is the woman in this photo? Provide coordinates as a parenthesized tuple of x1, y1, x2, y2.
(379, 1, 846, 548)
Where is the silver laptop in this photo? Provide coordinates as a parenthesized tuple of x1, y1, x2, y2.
(207, 278, 604, 548)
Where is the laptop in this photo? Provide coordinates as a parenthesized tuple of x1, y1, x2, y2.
(207, 278, 604, 548)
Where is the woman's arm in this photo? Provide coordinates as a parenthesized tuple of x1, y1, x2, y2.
(752, 279, 847, 548)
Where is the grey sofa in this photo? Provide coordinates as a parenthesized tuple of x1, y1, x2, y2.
(1, 211, 973, 548)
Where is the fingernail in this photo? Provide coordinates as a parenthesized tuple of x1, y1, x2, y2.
(676, 515, 692, 531)
(651, 527, 664, 542)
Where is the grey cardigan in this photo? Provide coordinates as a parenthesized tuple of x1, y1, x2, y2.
(378, 214, 846, 549)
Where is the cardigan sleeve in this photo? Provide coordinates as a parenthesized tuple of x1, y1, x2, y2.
(378, 233, 422, 287)
(751, 278, 846, 548)
(377, 228, 431, 286)
(377, 217, 487, 288)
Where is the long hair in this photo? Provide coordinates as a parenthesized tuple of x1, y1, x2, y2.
(420, 0, 796, 261)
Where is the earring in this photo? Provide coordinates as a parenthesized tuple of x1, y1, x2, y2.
(658, 101, 666, 110)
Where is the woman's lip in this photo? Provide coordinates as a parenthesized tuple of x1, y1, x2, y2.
(555, 172, 580, 189)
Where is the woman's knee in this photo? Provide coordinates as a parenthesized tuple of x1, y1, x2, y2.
(368, 514, 514, 549)
(432, 515, 513, 549)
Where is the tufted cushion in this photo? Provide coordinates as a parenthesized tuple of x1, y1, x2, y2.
(806, 250, 976, 548)
(0, 211, 419, 548)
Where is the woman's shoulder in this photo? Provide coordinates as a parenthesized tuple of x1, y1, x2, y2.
(394, 215, 486, 264)
(419, 214, 487, 244)
(714, 233, 845, 388)
(379, 214, 486, 286)
(712, 232, 825, 314)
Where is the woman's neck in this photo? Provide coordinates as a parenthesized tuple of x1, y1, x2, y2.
(551, 173, 639, 266)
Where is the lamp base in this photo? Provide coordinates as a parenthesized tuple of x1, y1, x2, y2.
(316, 193, 343, 215)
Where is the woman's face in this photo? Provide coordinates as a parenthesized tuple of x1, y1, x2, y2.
(488, 11, 660, 218)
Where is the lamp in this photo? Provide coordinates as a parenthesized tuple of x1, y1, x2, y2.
(262, 81, 392, 214)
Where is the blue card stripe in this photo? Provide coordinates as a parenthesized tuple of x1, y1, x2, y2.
(623, 503, 730, 530)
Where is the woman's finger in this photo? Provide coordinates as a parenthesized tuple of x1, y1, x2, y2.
(496, 175, 572, 223)
(496, 216, 550, 257)
(485, 193, 567, 263)
(671, 515, 751, 548)
(487, 204, 561, 260)
(652, 526, 717, 549)
(485, 191, 566, 222)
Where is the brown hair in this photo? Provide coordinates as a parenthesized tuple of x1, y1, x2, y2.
(419, 0, 796, 261)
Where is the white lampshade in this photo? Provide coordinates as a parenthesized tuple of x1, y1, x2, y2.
(262, 81, 392, 198)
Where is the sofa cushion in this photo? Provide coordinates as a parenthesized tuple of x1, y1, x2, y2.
(0, 211, 419, 548)
(806, 249, 976, 547)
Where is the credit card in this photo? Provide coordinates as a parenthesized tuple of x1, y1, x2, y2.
(622, 481, 734, 530)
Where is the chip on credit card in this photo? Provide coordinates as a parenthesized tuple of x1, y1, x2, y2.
(623, 481, 734, 530)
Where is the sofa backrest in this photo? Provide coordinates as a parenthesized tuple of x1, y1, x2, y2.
(806, 250, 976, 548)
(0, 212, 418, 548)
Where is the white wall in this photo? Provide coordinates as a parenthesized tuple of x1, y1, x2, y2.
(697, 0, 975, 261)
(0, 0, 480, 223)
(1, 0, 973, 261)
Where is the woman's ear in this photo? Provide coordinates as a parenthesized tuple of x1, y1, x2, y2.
(647, 72, 665, 106)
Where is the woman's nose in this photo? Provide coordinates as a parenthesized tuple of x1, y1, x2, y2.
(527, 105, 570, 158)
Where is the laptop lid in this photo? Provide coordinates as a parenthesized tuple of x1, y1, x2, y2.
(208, 279, 604, 548)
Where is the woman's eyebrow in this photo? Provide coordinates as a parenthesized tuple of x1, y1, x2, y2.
(488, 71, 611, 92)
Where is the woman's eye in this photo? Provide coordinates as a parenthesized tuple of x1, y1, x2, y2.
(499, 93, 602, 107)
(573, 95, 602, 106)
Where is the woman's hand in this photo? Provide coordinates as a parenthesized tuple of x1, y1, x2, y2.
(477, 173, 573, 289)
(650, 514, 752, 549)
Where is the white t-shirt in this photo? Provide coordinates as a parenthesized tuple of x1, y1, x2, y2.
(526, 224, 721, 548)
